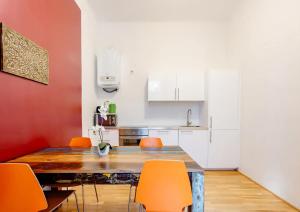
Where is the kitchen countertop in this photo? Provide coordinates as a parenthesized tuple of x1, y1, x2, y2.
(102, 125, 208, 130)
(149, 126, 208, 130)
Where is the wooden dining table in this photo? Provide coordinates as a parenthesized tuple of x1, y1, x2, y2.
(8, 146, 204, 212)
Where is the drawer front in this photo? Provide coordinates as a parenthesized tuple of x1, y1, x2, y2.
(149, 129, 179, 146)
(102, 129, 119, 146)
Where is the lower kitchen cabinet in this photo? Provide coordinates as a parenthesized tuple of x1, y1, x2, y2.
(90, 129, 119, 146)
(102, 129, 119, 146)
(149, 129, 178, 146)
(179, 130, 209, 168)
(207, 129, 240, 169)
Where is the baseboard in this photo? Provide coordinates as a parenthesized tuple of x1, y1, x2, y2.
(204, 168, 238, 171)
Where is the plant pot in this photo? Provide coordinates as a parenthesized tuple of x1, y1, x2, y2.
(97, 145, 110, 156)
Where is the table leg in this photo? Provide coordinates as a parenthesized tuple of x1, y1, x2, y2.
(189, 172, 204, 212)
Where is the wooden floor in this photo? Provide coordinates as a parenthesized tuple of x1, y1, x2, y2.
(205, 171, 298, 212)
(58, 171, 298, 212)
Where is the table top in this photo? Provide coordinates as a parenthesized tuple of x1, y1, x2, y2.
(8, 146, 204, 174)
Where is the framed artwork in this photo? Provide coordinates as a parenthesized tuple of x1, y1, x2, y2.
(0, 22, 49, 84)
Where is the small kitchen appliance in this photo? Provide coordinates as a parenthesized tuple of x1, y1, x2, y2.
(119, 127, 149, 146)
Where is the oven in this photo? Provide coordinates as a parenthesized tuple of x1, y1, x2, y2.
(119, 127, 149, 146)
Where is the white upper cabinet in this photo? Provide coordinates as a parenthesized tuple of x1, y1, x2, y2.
(148, 73, 177, 101)
(177, 71, 205, 101)
(148, 71, 205, 101)
(208, 70, 240, 129)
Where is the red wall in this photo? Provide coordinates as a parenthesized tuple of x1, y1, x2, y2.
(0, 0, 82, 162)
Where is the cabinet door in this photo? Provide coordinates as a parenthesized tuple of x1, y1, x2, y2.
(208, 71, 240, 129)
(207, 129, 240, 169)
(149, 129, 178, 146)
(177, 71, 205, 101)
(179, 130, 209, 168)
(89, 129, 100, 146)
(148, 73, 177, 101)
(102, 129, 119, 146)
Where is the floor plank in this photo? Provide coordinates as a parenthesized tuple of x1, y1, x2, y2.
(57, 171, 298, 212)
(205, 171, 298, 212)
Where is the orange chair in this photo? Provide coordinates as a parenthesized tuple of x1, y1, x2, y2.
(43, 137, 97, 211)
(0, 163, 79, 212)
(136, 160, 192, 212)
(128, 138, 164, 211)
(67, 137, 98, 209)
(140, 137, 163, 148)
(69, 137, 92, 148)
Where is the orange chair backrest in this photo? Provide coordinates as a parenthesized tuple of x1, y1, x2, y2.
(69, 137, 92, 148)
(140, 137, 163, 148)
(136, 160, 192, 212)
(0, 163, 48, 212)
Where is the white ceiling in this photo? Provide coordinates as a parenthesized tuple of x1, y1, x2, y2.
(87, 0, 239, 22)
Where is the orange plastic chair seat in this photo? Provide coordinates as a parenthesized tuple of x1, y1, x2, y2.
(136, 160, 192, 212)
(140, 137, 163, 148)
(69, 137, 92, 148)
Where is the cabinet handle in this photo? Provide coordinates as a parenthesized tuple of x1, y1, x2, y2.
(158, 130, 169, 133)
(175, 88, 177, 100)
(177, 88, 180, 100)
(210, 116, 213, 128)
(181, 130, 193, 133)
(209, 130, 212, 143)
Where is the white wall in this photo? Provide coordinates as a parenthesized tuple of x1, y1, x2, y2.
(95, 22, 230, 126)
(77, 1, 300, 208)
(75, 0, 98, 136)
(230, 0, 300, 209)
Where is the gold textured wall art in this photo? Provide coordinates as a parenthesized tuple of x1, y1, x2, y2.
(0, 23, 49, 84)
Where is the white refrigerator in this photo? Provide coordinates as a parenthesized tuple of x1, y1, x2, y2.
(207, 70, 240, 169)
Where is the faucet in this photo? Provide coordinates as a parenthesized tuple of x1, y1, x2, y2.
(187, 109, 192, 126)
